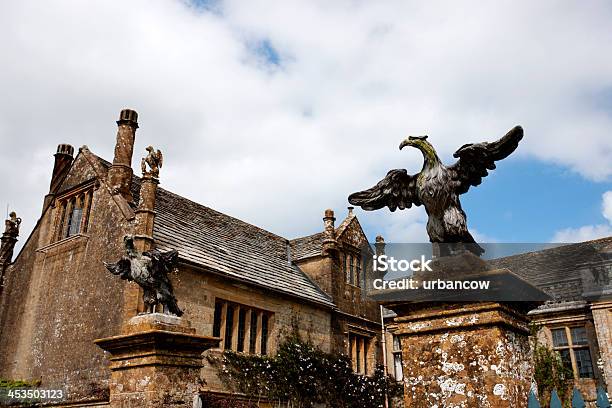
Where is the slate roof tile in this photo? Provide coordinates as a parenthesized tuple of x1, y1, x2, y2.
(488, 238, 612, 302)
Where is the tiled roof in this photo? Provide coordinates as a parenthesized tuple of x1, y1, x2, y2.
(488, 238, 612, 302)
(290, 232, 324, 261)
(151, 188, 334, 307)
(90, 156, 334, 308)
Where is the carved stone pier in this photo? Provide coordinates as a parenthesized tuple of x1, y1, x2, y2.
(95, 313, 220, 408)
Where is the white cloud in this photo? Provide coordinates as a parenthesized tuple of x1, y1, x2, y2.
(552, 191, 612, 242)
(603, 191, 612, 224)
(552, 225, 612, 243)
(470, 229, 499, 244)
(1, 1, 612, 251)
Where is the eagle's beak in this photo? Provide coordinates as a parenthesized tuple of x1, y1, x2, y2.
(399, 138, 415, 150)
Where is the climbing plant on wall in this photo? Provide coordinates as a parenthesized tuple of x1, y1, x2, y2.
(209, 335, 402, 408)
(530, 324, 574, 407)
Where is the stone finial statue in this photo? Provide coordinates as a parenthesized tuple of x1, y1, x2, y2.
(141, 146, 163, 178)
(103, 235, 183, 316)
(4, 212, 21, 237)
(349, 126, 523, 256)
(1, 211, 21, 275)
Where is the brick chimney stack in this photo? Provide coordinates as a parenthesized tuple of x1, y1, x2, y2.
(50, 144, 74, 192)
(375, 235, 385, 257)
(108, 109, 138, 202)
(43, 144, 74, 211)
(322, 209, 337, 255)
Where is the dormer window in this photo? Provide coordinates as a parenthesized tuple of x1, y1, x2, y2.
(55, 186, 93, 241)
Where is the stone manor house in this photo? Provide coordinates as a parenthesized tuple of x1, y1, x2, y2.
(0, 109, 382, 406)
(0, 109, 611, 406)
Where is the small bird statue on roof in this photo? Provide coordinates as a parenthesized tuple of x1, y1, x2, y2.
(348, 126, 523, 256)
(4, 212, 21, 236)
(141, 146, 163, 178)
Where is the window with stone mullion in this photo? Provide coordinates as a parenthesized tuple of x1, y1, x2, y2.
(550, 325, 595, 380)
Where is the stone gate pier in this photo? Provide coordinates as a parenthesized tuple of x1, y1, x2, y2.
(382, 262, 549, 408)
(95, 313, 219, 408)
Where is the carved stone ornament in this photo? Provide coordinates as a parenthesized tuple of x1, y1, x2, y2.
(141, 145, 163, 178)
(104, 235, 183, 316)
(4, 211, 21, 237)
(349, 126, 523, 256)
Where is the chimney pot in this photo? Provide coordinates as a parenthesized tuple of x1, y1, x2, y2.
(56, 144, 74, 156)
(324, 209, 335, 218)
(347, 206, 354, 216)
(117, 109, 139, 128)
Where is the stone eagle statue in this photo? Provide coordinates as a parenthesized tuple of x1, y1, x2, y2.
(141, 146, 163, 178)
(348, 126, 523, 256)
(103, 235, 183, 316)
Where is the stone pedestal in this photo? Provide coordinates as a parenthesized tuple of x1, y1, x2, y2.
(94, 313, 220, 408)
(388, 302, 537, 407)
(383, 261, 549, 408)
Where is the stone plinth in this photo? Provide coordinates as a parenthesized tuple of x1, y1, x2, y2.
(94, 313, 220, 408)
(388, 302, 536, 407)
(386, 301, 543, 407)
(383, 263, 549, 408)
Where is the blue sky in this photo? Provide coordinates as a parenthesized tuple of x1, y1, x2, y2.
(1, 0, 611, 251)
(451, 159, 611, 242)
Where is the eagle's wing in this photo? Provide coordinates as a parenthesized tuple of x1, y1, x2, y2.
(157, 150, 163, 168)
(449, 126, 523, 195)
(142, 248, 178, 278)
(141, 157, 146, 174)
(103, 258, 132, 281)
(348, 169, 421, 212)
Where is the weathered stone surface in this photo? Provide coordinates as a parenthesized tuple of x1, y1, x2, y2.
(591, 300, 612, 395)
(0, 173, 131, 404)
(108, 109, 138, 203)
(95, 315, 219, 408)
(389, 302, 536, 408)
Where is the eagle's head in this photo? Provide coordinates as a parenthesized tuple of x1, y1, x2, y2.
(399, 135, 440, 166)
(123, 234, 137, 256)
(399, 135, 430, 150)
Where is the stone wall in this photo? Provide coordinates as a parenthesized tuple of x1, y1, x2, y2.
(172, 265, 333, 391)
(592, 301, 612, 395)
(0, 171, 133, 404)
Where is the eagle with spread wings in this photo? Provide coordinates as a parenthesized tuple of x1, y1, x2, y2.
(104, 235, 183, 316)
(348, 126, 523, 256)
